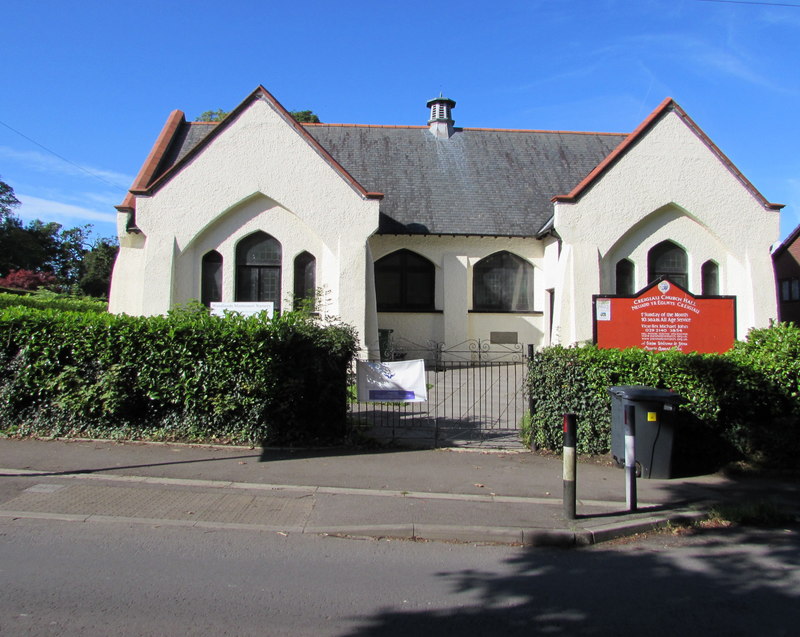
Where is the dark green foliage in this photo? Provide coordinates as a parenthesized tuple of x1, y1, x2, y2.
(0, 291, 108, 313)
(196, 109, 229, 122)
(195, 109, 321, 123)
(0, 305, 357, 446)
(0, 176, 115, 296)
(289, 110, 321, 123)
(79, 238, 118, 297)
(0, 176, 20, 220)
(525, 323, 800, 469)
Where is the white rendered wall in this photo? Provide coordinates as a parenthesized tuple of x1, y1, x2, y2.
(109, 96, 380, 352)
(368, 235, 546, 354)
(552, 110, 779, 345)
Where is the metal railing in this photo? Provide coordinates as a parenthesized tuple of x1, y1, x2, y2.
(349, 338, 531, 448)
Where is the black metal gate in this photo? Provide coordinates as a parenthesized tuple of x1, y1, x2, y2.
(349, 338, 531, 448)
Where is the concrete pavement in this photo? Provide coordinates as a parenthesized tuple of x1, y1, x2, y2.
(0, 438, 797, 546)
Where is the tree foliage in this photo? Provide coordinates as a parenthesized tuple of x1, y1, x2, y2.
(196, 109, 229, 122)
(0, 176, 118, 296)
(0, 176, 20, 221)
(195, 109, 321, 123)
(0, 269, 57, 291)
(79, 238, 119, 297)
(290, 110, 321, 123)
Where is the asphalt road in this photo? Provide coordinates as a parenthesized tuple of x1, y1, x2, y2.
(1, 517, 798, 636)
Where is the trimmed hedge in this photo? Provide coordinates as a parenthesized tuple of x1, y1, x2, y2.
(0, 304, 357, 445)
(0, 291, 108, 314)
(525, 323, 800, 469)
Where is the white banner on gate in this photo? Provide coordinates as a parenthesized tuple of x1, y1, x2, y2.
(356, 359, 428, 403)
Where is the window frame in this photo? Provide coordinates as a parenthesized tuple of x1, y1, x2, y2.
(374, 249, 436, 312)
(615, 258, 635, 295)
(648, 240, 688, 289)
(701, 260, 720, 296)
(472, 251, 535, 313)
(235, 231, 282, 311)
(293, 251, 316, 310)
(200, 250, 223, 307)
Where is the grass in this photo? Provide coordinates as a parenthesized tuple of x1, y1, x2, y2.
(703, 500, 797, 528)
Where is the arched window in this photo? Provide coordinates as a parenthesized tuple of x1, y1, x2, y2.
(473, 251, 534, 312)
(615, 259, 635, 295)
(201, 250, 223, 306)
(293, 251, 316, 310)
(702, 260, 719, 296)
(374, 249, 435, 311)
(235, 232, 282, 311)
(648, 240, 688, 289)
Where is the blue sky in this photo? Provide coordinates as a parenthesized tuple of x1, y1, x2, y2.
(2, 0, 799, 244)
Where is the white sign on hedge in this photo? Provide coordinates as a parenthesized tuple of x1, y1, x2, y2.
(210, 302, 274, 318)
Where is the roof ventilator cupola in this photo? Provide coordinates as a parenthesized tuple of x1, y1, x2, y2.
(426, 94, 456, 139)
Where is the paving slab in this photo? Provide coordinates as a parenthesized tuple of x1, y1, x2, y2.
(0, 438, 797, 546)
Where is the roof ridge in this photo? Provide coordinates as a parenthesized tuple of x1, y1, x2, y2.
(303, 122, 627, 135)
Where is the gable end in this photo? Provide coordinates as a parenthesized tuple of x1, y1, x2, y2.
(552, 98, 783, 212)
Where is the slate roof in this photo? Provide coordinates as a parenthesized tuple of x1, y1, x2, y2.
(121, 88, 783, 236)
(147, 119, 626, 237)
(302, 125, 626, 236)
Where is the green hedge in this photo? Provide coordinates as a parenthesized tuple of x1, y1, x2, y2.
(0, 291, 108, 313)
(0, 305, 357, 445)
(525, 323, 800, 469)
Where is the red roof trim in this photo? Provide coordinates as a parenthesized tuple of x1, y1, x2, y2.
(127, 110, 186, 197)
(552, 98, 783, 211)
(773, 222, 800, 259)
(141, 86, 382, 201)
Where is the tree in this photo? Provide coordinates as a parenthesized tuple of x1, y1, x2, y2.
(0, 176, 115, 295)
(52, 224, 92, 288)
(0, 176, 20, 222)
(195, 109, 322, 123)
(0, 269, 57, 291)
(290, 110, 321, 123)
(79, 238, 119, 297)
(196, 109, 229, 122)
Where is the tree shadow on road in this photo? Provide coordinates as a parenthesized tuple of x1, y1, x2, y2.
(342, 525, 800, 636)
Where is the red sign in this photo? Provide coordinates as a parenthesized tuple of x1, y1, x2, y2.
(594, 279, 736, 353)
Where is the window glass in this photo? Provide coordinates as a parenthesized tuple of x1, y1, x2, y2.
(238, 232, 280, 266)
(235, 232, 281, 310)
(648, 240, 688, 289)
(201, 250, 223, 306)
(375, 250, 435, 311)
(701, 260, 719, 296)
(615, 259, 635, 295)
(293, 252, 316, 309)
(473, 251, 533, 312)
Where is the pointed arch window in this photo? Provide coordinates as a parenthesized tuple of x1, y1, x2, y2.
(702, 260, 719, 296)
(236, 232, 282, 311)
(473, 251, 534, 312)
(375, 249, 435, 311)
(648, 240, 688, 289)
(293, 251, 316, 310)
(615, 259, 635, 295)
(201, 250, 223, 306)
